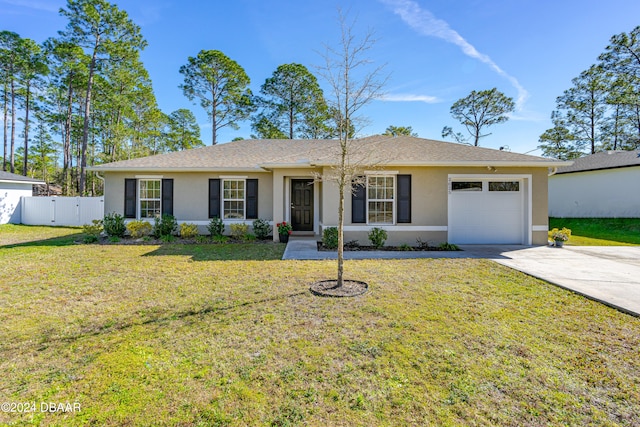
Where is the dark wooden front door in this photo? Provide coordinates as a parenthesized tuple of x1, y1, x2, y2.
(291, 179, 314, 231)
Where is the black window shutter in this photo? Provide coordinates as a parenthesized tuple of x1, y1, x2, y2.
(124, 179, 137, 218)
(351, 178, 366, 223)
(246, 179, 258, 219)
(161, 179, 174, 216)
(397, 174, 411, 223)
(209, 179, 221, 218)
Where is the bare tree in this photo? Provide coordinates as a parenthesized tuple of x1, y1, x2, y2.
(316, 10, 387, 288)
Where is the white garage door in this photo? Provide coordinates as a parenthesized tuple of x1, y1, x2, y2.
(449, 179, 524, 244)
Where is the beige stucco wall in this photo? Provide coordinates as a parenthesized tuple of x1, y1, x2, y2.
(103, 165, 550, 245)
(320, 166, 549, 245)
(103, 171, 273, 223)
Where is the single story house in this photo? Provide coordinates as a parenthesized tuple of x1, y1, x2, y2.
(0, 171, 45, 224)
(549, 150, 640, 218)
(90, 135, 568, 245)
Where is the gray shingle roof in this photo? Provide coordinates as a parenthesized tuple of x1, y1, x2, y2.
(555, 150, 640, 174)
(0, 171, 45, 184)
(90, 135, 568, 172)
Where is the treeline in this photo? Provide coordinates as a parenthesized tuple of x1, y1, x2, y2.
(0, 0, 342, 196)
(539, 25, 640, 160)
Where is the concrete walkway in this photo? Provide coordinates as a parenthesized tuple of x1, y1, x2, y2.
(283, 239, 640, 317)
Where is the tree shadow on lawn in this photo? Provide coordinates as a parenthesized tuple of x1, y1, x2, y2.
(141, 242, 286, 261)
(0, 231, 84, 249)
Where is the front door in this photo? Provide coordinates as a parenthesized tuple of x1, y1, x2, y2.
(291, 179, 314, 231)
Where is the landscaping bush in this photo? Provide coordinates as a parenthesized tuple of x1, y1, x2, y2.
(82, 219, 103, 243)
(126, 220, 152, 238)
(323, 227, 339, 249)
(368, 227, 387, 249)
(207, 217, 225, 237)
(230, 223, 249, 240)
(438, 242, 460, 251)
(180, 222, 199, 239)
(252, 218, 272, 240)
(153, 214, 178, 238)
(103, 212, 126, 237)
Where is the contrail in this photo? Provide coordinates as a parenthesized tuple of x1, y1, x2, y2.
(381, 0, 528, 109)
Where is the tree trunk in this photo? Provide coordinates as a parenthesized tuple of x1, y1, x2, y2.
(79, 50, 97, 195)
(211, 103, 217, 145)
(289, 91, 294, 139)
(9, 77, 16, 173)
(337, 176, 344, 288)
(64, 75, 73, 195)
(2, 83, 7, 171)
(22, 81, 30, 176)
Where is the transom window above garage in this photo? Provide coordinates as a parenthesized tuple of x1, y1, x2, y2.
(451, 181, 482, 191)
(489, 181, 520, 191)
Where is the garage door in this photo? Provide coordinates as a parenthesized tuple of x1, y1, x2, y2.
(448, 179, 524, 244)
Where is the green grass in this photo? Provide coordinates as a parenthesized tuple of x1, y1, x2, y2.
(1, 225, 639, 426)
(549, 217, 640, 246)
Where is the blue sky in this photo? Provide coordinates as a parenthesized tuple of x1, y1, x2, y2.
(2, 0, 640, 155)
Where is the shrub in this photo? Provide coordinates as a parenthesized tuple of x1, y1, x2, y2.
(230, 223, 249, 240)
(323, 227, 339, 249)
(153, 214, 178, 238)
(195, 235, 210, 244)
(212, 235, 229, 244)
(160, 234, 175, 243)
(252, 218, 272, 240)
(368, 227, 387, 249)
(207, 217, 225, 237)
(398, 243, 413, 251)
(126, 220, 152, 238)
(416, 238, 431, 250)
(103, 212, 126, 237)
(180, 222, 199, 239)
(439, 242, 460, 251)
(82, 219, 103, 243)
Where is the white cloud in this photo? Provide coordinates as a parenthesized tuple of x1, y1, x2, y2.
(381, 93, 439, 103)
(380, 0, 529, 109)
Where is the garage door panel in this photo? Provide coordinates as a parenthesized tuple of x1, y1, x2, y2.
(449, 180, 523, 244)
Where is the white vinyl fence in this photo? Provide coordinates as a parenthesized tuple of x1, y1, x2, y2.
(21, 196, 104, 226)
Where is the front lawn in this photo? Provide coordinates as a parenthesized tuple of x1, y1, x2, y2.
(1, 226, 639, 426)
(549, 217, 640, 246)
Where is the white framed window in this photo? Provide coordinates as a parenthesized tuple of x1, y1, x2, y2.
(223, 179, 245, 219)
(367, 175, 395, 224)
(139, 179, 161, 219)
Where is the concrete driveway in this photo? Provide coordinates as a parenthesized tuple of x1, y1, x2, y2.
(481, 245, 640, 317)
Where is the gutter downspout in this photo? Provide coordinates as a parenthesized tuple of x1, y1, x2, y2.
(95, 172, 105, 196)
(548, 167, 558, 176)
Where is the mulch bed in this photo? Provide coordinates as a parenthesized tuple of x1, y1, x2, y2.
(88, 236, 278, 245)
(317, 242, 456, 252)
(309, 279, 369, 297)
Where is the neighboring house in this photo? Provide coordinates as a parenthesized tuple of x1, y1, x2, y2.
(90, 135, 568, 245)
(549, 150, 640, 218)
(0, 171, 45, 224)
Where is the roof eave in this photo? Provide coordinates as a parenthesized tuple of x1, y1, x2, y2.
(0, 179, 46, 184)
(309, 160, 573, 168)
(555, 163, 640, 174)
(88, 166, 270, 173)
